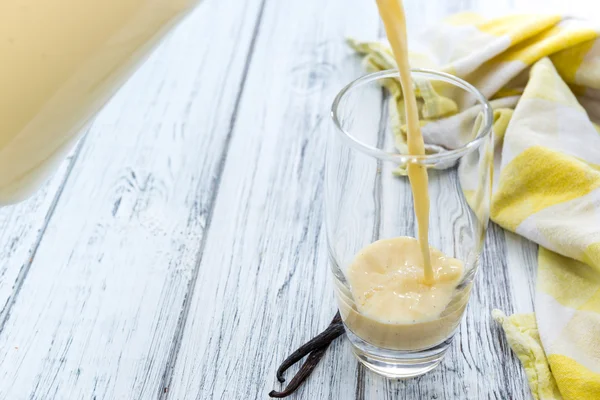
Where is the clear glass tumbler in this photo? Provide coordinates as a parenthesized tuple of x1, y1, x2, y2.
(326, 69, 493, 378)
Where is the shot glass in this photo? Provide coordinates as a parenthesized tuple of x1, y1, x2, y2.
(326, 69, 493, 378)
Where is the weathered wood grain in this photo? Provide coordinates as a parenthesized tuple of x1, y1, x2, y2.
(0, 0, 265, 398)
(165, 0, 381, 398)
(165, 2, 534, 400)
(0, 144, 83, 332)
(162, 0, 537, 400)
(8, 0, 598, 399)
(505, 231, 538, 314)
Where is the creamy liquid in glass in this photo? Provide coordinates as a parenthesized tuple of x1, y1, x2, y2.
(0, 0, 199, 204)
(341, 0, 466, 350)
(341, 237, 467, 350)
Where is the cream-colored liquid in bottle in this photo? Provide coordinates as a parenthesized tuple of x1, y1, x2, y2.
(0, 0, 199, 204)
(340, 0, 466, 350)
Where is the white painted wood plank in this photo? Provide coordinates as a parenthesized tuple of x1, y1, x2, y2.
(505, 232, 537, 314)
(2, 0, 568, 398)
(166, 0, 382, 398)
(0, 149, 79, 330)
(167, 0, 535, 399)
(0, 0, 265, 398)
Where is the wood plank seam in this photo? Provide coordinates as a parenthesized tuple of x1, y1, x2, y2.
(156, 0, 269, 397)
(0, 131, 90, 335)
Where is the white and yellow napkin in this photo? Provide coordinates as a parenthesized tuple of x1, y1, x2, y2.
(350, 13, 600, 400)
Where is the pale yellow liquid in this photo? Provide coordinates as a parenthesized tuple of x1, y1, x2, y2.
(341, 237, 466, 350)
(0, 0, 199, 204)
(339, 0, 466, 350)
(376, 0, 433, 283)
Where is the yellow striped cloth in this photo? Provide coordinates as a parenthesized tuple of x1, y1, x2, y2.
(350, 13, 600, 400)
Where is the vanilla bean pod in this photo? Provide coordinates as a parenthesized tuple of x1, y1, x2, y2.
(269, 312, 344, 398)
(269, 346, 327, 398)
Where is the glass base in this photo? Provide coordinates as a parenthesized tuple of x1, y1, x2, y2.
(346, 328, 452, 379)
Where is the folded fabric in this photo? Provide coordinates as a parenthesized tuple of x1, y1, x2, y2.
(350, 13, 600, 400)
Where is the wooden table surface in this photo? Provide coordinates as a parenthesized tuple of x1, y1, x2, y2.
(0, 0, 596, 399)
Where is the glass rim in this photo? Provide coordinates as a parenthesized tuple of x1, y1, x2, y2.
(330, 69, 494, 164)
